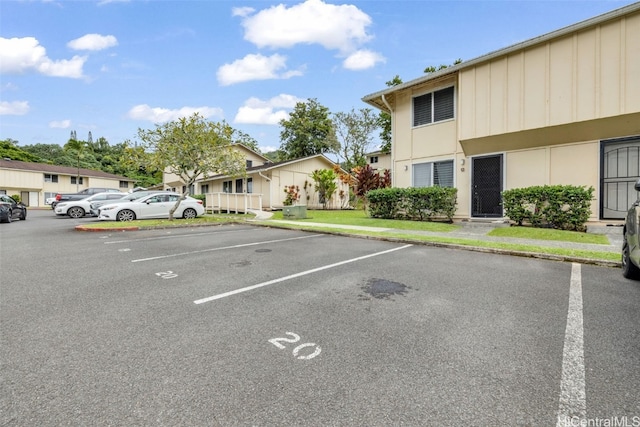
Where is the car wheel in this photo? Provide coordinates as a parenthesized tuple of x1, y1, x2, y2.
(622, 235, 640, 280)
(183, 208, 197, 219)
(116, 209, 136, 222)
(68, 207, 85, 218)
(20, 209, 27, 220)
(0, 211, 10, 223)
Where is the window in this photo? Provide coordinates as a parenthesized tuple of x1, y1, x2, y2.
(70, 176, 83, 185)
(413, 86, 455, 127)
(223, 181, 232, 193)
(247, 178, 253, 194)
(235, 179, 243, 193)
(201, 184, 209, 194)
(413, 160, 454, 188)
(246, 160, 253, 168)
(370, 156, 379, 164)
(119, 181, 128, 189)
(44, 174, 59, 183)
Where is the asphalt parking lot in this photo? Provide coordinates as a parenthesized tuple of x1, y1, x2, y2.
(1, 210, 639, 426)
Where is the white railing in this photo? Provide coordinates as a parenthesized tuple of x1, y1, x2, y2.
(205, 192, 263, 214)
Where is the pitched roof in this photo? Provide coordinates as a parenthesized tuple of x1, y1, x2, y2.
(199, 154, 344, 181)
(362, 2, 640, 112)
(0, 158, 133, 181)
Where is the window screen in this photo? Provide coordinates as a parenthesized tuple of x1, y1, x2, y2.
(413, 160, 454, 188)
(413, 163, 432, 187)
(433, 87, 454, 122)
(413, 93, 432, 127)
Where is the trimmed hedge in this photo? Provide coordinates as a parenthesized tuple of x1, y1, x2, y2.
(502, 185, 594, 231)
(366, 187, 457, 222)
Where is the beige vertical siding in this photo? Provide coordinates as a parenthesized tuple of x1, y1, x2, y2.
(459, 11, 640, 142)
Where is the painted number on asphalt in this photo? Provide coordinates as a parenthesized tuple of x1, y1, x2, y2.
(269, 332, 321, 360)
(155, 271, 178, 279)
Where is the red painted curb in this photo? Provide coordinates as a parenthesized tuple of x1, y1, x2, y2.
(75, 225, 139, 232)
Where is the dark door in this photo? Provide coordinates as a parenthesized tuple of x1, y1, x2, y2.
(601, 136, 640, 220)
(472, 154, 503, 218)
(235, 179, 243, 193)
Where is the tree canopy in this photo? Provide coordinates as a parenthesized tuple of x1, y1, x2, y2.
(278, 98, 338, 160)
(332, 108, 378, 172)
(126, 113, 246, 219)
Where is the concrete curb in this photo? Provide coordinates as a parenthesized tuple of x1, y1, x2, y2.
(72, 218, 621, 268)
(254, 222, 621, 269)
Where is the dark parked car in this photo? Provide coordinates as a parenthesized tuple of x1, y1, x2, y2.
(622, 178, 640, 279)
(0, 194, 27, 223)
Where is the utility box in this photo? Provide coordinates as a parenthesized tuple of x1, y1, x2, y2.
(283, 205, 307, 219)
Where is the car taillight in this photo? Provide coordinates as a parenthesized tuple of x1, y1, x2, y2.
(55, 194, 62, 200)
(197, 200, 203, 204)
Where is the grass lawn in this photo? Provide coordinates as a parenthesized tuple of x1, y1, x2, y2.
(271, 209, 459, 232)
(78, 213, 247, 229)
(488, 226, 609, 245)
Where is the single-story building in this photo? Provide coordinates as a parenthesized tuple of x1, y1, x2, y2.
(0, 159, 134, 207)
(162, 144, 349, 212)
(362, 2, 640, 223)
(197, 154, 350, 213)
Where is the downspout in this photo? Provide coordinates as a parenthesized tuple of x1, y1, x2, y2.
(259, 171, 273, 211)
(381, 94, 395, 186)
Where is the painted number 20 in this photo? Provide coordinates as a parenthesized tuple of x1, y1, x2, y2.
(269, 332, 321, 360)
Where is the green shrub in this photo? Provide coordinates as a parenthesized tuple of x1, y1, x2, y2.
(366, 187, 457, 222)
(10, 194, 20, 203)
(502, 185, 594, 231)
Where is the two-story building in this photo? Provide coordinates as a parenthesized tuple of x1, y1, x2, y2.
(0, 159, 134, 207)
(363, 3, 640, 222)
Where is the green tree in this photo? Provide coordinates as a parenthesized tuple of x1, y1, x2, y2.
(232, 129, 261, 153)
(127, 113, 246, 220)
(64, 137, 88, 191)
(0, 139, 43, 162)
(332, 108, 379, 173)
(279, 98, 338, 160)
(424, 58, 462, 74)
(377, 75, 403, 154)
(311, 168, 338, 209)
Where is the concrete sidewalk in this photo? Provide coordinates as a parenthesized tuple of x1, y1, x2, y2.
(248, 211, 622, 267)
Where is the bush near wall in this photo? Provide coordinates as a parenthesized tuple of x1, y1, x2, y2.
(366, 187, 457, 222)
(502, 185, 594, 231)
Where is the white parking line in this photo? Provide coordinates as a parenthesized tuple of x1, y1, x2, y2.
(194, 244, 413, 304)
(556, 263, 586, 427)
(104, 229, 248, 244)
(130, 234, 322, 263)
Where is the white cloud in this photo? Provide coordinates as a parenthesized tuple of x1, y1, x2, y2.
(239, 0, 372, 54)
(127, 104, 223, 123)
(0, 101, 29, 115)
(67, 34, 118, 51)
(49, 119, 72, 129)
(217, 53, 302, 86)
(0, 37, 86, 78)
(342, 49, 385, 70)
(232, 6, 254, 17)
(234, 94, 304, 125)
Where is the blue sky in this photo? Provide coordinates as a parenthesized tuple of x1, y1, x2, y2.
(0, 0, 636, 154)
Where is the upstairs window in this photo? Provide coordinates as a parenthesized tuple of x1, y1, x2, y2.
(370, 156, 379, 164)
(70, 176, 83, 185)
(44, 174, 59, 183)
(413, 86, 455, 127)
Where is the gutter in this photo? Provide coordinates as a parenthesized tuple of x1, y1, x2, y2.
(259, 171, 273, 211)
(381, 94, 396, 186)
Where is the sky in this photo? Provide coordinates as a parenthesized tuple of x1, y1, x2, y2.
(0, 0, 637, 154)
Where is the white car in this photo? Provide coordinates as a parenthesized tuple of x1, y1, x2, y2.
(97, 192, 204, 221)
(55, 191, 128, 218)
